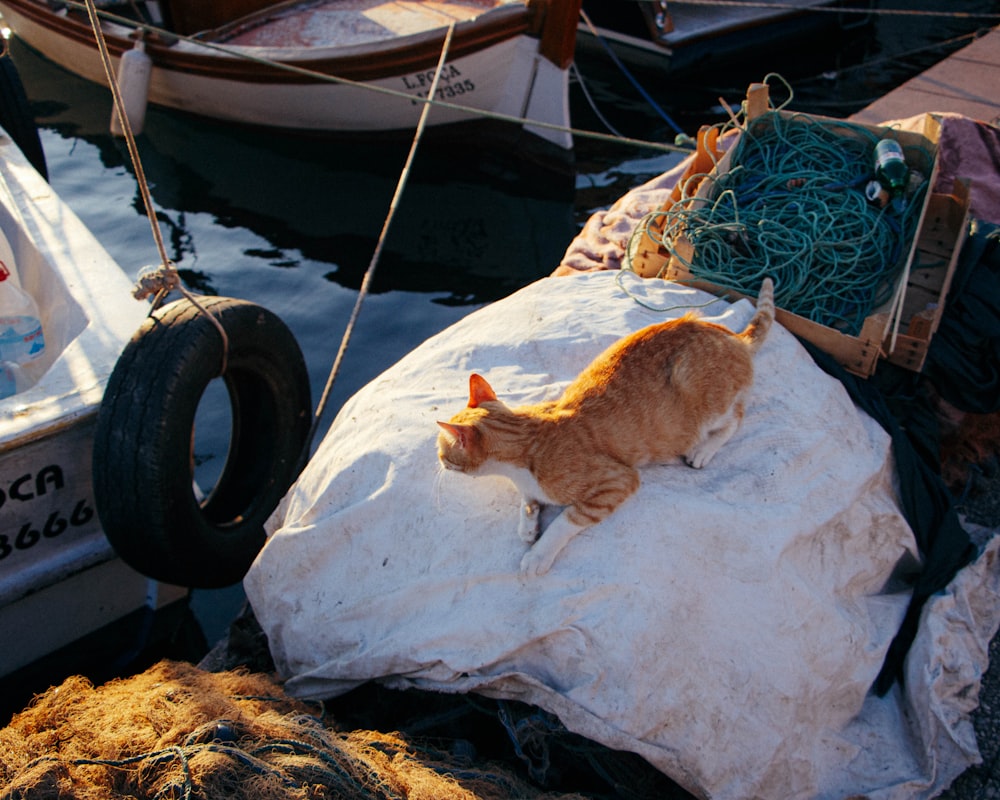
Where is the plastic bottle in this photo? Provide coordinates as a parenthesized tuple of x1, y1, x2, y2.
(0, 362, 16, 400)
(0, 258, 45, 399)
(110, 39, 152, 136)
(873, 139, 909, 197)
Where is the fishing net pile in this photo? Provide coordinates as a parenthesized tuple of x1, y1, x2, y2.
(636, 111, 933, 335)
(0, 660, 580, 800)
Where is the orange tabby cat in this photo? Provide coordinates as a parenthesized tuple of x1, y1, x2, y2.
(437, 278, 775, 576)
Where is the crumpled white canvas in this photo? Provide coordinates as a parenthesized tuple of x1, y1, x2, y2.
(245, 271, 999, 799)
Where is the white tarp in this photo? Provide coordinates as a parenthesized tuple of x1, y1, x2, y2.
(245, 272, 1000, 799)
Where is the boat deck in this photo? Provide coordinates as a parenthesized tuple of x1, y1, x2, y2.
(215, 0, 515, 46)
(850, 25, 1000, 126)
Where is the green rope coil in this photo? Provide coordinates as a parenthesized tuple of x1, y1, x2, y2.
(637, 109, 934, 335)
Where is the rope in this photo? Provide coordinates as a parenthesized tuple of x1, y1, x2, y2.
(578, 7, 687, 139)
(299, 22, 458, 470)
(615, 269, 729, 314)
(570, 61, 626, 139)
(82, 1, 163, 269)
(132, 262, 180, 299)
(497, 701, 562, 785)
(82, 0, 229, 374)
(629, 89, 932, 336)
(7, 736, 403, 800)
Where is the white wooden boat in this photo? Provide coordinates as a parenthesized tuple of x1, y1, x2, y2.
(578, 0, 873, 75)
(0, 0, 581, 150)
(0, 118, 188, 689)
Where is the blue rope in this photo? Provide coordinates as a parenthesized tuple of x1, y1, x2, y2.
(579, 8, 687, 139)
(637, 110, 933, 335)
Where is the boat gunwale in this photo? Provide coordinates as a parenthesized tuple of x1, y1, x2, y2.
(659, 5, 821, 50)
(0, 0, 536, 83)
(579, 0, 861, 56)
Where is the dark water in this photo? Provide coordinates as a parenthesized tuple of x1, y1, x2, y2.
(3, 0, 997, 643)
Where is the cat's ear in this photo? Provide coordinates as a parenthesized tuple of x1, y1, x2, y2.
(468, 373, 497, 408)
(437, 421, 476, 449)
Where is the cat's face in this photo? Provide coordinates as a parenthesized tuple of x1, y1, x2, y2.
(436, 373, 500, 473)
(436, 416, 483, 473)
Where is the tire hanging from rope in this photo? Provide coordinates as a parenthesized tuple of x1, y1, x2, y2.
(88, 0, 456, 587)
(85, 0, 309, 587)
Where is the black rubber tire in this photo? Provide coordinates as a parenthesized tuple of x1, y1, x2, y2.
(93, 296, 312, 588)
(0, 52, 47, 180)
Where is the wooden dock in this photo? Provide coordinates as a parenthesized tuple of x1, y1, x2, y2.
(851, 26, 1000, 126)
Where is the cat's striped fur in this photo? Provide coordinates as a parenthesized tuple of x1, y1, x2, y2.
(438, 278, 775, 575)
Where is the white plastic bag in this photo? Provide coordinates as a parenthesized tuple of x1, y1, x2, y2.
(0, 229, 45, 398)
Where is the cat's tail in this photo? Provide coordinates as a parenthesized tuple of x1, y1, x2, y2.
(740, 277, 775, 354)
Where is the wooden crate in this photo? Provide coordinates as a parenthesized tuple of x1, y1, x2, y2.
(633, 83, 971, 377)
(879, 179, 971, 372)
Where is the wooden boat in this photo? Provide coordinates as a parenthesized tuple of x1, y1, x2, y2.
(0, 0, 582, 150)
(578, 0, 873, 75)
(0, 112, 187, 693)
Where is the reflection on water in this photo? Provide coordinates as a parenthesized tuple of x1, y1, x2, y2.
(18, 39, 579, 300)
(12, 37, 582, 435)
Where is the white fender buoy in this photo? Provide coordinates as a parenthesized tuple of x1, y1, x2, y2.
(110, 39, 152, 136)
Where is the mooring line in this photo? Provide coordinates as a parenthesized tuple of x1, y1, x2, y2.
(299, 21, 458, 471)
(83, 0, 230, 375)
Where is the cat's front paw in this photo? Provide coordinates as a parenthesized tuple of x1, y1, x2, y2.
(519, 544, 555, 577)
(683, 448, 711, 469)
(518, 501, 541, 543)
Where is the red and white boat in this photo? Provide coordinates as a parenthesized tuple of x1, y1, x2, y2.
(0, 0, 581, 149)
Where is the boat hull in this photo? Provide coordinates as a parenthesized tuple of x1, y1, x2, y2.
(0, 122, 185, 682)
(577, 0, 871, 76)
(0, 0, 573, 148)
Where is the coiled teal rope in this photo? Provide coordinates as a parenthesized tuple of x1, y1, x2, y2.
(637, 109, 933, 335)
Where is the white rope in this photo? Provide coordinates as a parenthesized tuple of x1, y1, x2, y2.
(83, 0, 229, 374)
(301, 21, 459, 466)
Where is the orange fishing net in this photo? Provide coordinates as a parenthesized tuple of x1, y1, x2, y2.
(0, 660, 581, 800)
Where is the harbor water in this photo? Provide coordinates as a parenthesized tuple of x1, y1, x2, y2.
(3, 0, 997, 645)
